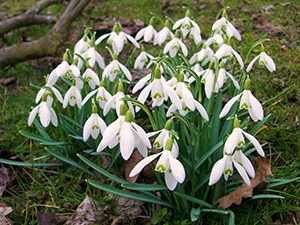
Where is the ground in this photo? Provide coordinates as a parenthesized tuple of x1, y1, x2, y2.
(0, 0, 299, 224)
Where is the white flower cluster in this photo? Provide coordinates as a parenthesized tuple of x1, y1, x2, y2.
(28, 11, 275, 190)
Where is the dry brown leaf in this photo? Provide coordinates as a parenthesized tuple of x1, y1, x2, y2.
(65, 196, 96, 225)
(124, 150, 143, 183)
(218, 157, 273, 209)
(0, 77, 16, 87)
(37, 212, 58, 225)
(252, 14, 283, 35)
(0, 203, 13, 225)
(0, 166, 9, 197)
(111, 197, 144, 225)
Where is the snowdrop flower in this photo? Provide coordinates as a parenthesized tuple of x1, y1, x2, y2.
(63, 86, 82, 108)
(205, 33, 224, 47)
(97, 110, 151, 160)
(83, 113, 106, 141)
(215, 68, 240, 91)
(102, 59, 132, 81)
(95, 22, 139, 54)
(133, 66, 182, 110)
(82, 85, 112, 109)
(173, 11, 201, 44)
(154, 21, 174, 45)
(163, 37, 188, 58)
(134, 51, 154, 70)
(246, 52, 276, 72)
(78, 47, 105, 70)
(209, 150, 254, 185)
(212, 17, 241, 41)
(35, 85, 63, 105)
(28, 101, 58, 128)
(189, 47, 214, 65)
(215, 44, 244, 69)
(135, 19, 157, 43)
(219, 80, 263, 122)
(82, 68, 100, 89)
(130, 138, 185, 190)
(47, 61, 83, 89)
(74, 37, 89, 56)
(166, 74, 209, 120)
(103, 81, 135, 116)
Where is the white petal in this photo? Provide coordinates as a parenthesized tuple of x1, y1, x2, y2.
(95, 33, 111, 45)
(169, 153, 185, 183)
(209, 157, 226, 185)
(164, 171, 178, 191)
(248, 91, 264, 122)
(81, 90, 97, 107)
(132, 74, 151, 93)
(204, 69, 215, 99)
(233, 161, 250, 185)
(120, 122, 135, 160)
(50, 87, 63, 103)
(246, 55, 260, 72)
(118, 62, 132, 81)
(50, 107, 58, 127)
(83, 115, 93, 141)
(39, 102, 51, 127)
(226, 71, 240, 90)
(224, 128, 244, 154)
(261, 52, 276, 72)
(219, 94, 241, 118)
(124, 33, 140, 48)
(135, 29, 145, 41)
(132, 123, 151, 148)
(238, 151, 255, 178)
(97, 119, 120, 151)
(35, 89, 46, 104)
(28, 105, 39, 126)
(242, 130, 265, 157)
(137, 83, 152, 104)
(129, 153, 161, 177)
(194, 100, 209, 121)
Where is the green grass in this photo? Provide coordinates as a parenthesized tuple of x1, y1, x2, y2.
(0, 0, 299, 224)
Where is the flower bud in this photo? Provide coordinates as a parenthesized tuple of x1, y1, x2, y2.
(112, 22, 122, 33)
(165, 138, 173, 151)
(164, 119, 173, 130)
(233, 116, 240, 128)
(125, 110, 134, 122)
(244, 77, 251, 90)
(153, 64, 161, 79)
(119, 102, 128, 116)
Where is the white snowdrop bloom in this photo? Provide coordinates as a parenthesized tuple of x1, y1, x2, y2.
(246, 52, 276, 72)
(215, 44, 244, 69)
(74, 37, 89, 55)
(186, 64, 204, 84)
(134, 51, 154, 70)
(223, 127, 265, 156)
(215, 68, 240, 91)
(97, 111, 152, 160)
(189, 47, 214, 65)
(209, 150, 255, 186)
(103, 91, 135, 117)
(102, 60, 132, 81)
(135, 75, 182, 110)
(135, 25, 157, 43)
(78, 47, 105, 70)
(35, 85, 63, 106)
(63, 86, 82, 108)
(28, 101, 58, 128)
(155, 26, 174, 46)
(83, 113, 106, 141)
(130, 138, 185, 190)
(167, 99, 209, 121)
(82, 68, 100, 89)
(96, 29, 139, 54)
(47, 62, 83, 89)
(212, 17, 241, 41)
(173, 15, 201, 41)
(205, 33, 224, 47)
(81, 86, 112, 109)
(219, 89, 264, 122)
(163, 37, 188, 58)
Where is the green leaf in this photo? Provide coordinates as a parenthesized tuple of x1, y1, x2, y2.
(268, 177, 300, 188)
(195, 141, 223, 169)
(174, 192, 213, 208)
(202, 209, 235, 225)
(77, 154, 127, 184)
(0, 158, 60, 168)
(46, 148, 92, 175)
(251, 194, 285, 200)
(20, 130, 67, 147)
(121, 183, 167, 191)
(87, 179, 172, 207)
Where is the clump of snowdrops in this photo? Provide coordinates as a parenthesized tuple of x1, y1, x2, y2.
(26, 10, 276, 223)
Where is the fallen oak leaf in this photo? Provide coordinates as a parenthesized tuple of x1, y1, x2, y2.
(217, 157, 272, 209)
(0, 203, 13, 225)
(65, 196, 96, 225)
